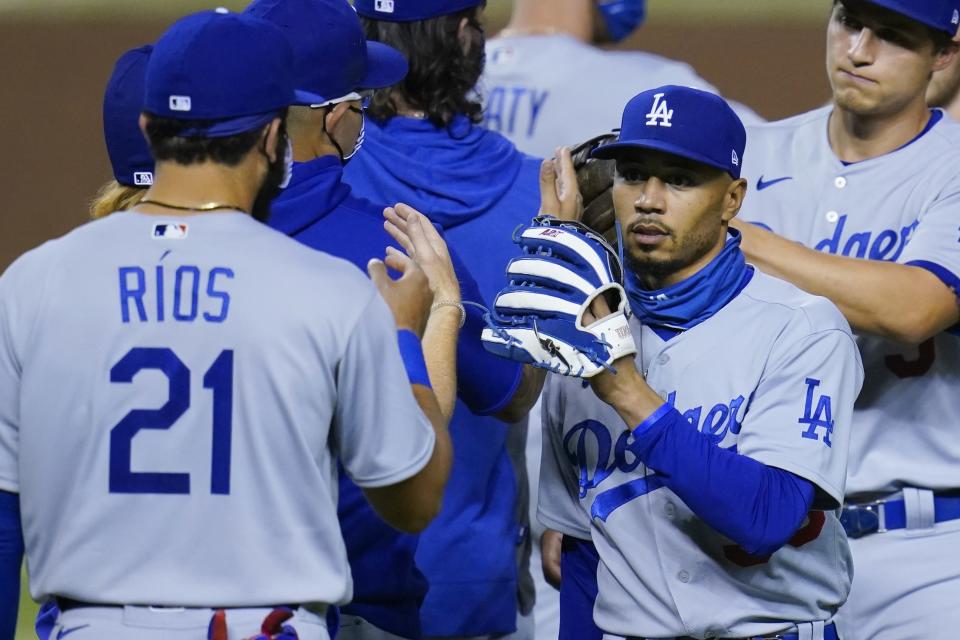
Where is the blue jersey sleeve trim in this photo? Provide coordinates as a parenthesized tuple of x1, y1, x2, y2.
(906, 259, 960, 297)
(631, 401, 674, 436)
(906, 260, 960, 337)
(0, 490, 22, 640)
(631, 407, 816, 556)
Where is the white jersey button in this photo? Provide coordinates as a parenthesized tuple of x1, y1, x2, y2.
(826, 210, 840, 223)
(657, 354, 670, 365)
(664, 502, 676, 519)
(678, 570, 690, 583)
(834, 176, 847, 188)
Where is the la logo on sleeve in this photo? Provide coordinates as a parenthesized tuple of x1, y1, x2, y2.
(799, 378, 834, 447)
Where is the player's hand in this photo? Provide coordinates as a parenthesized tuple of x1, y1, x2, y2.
(541, 529, 563, 590)
(581, 291, 657, 419)
(384, 204, 461, 304)
(540, 146, 584, 222)
(367, 251, 433, 339)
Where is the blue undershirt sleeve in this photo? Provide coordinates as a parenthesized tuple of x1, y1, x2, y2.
(632, 405, 816, 557)
(455, 304, 523, 416)
(445, 239, 525, 416)
(0, 490, 23, 640)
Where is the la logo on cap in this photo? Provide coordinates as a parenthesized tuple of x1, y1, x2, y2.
(375, 0, 395, 13)
(169, 95, 192, 112)
(645, 93, 673, 128)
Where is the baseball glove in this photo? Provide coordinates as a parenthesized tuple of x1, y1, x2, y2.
(570, 132, 619, 247)
(480, 215, 636, 378)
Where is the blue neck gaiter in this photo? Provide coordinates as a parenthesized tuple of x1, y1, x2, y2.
(625, 229, 751, 331)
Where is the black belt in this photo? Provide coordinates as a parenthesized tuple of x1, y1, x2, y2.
(55, 598, 99, 612)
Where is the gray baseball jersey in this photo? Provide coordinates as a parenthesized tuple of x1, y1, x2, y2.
(739, 106, 960, 496)
(481, 34, 763, 157)
(0, 211, 435, 607)
(539, 270, 862, 639)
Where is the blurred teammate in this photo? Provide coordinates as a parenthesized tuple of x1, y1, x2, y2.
(482, 0, 761, 157)
(347, 1, 545, 637)
(246, 1, 534, 638)
(31, 43, 159, 640)
(0, 10, 451, 639)
(927, 32, 960, 119)
(537, 85, 861, 640)
(89, 46, 155, 220)
(735, 1, 960, 638)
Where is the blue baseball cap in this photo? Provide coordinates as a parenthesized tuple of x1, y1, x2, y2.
(103, 45, 155, 187)
(862, 0, 960, 36)
(353, 0, 483, 22)
(144, 9, 316, 138)
(592, 85, 747, 179)
(246, 0, 407, 104)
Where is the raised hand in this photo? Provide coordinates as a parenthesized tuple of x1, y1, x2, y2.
(539, 146, 584, 222)
(367, 249, 433, 339)
(384, 203, 461, 305)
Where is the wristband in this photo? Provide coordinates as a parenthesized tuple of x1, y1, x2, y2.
(397, 329, 432, 388)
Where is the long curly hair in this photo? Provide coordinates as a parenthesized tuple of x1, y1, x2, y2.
(361, 6, 486, 127)
(89, 180, 147, 219)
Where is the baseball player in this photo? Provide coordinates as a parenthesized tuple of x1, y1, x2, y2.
(482, 10, 762, 632)
(482, 0, 763, 158)
(516, 86, 862, 640)
(0, 10, 453, 639)
(346, 2, 547, 638)
(245, 1, 536, 638)
(927, 31, 960, 119)
(89, 45, 155, 220)
(0, 456, 19, 630)
(733, 1, 960, 638)
(28, 43, 159, 640)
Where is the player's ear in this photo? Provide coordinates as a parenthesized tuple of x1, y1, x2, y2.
(324, 102, 350, 132)
(932, 39, 960, 73)
(721, 178, 748, 223)
(138, 113, 150, 138)
(457, 17, 471, 52)
(262, 117, 283, 163)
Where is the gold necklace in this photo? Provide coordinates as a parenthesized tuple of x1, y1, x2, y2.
(497, 26, 563, 38)
(138, 198, 246, 214)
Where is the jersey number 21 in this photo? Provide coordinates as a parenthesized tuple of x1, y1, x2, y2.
(108, 347, 233, 495)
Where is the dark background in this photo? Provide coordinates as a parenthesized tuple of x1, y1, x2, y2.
(0, 17, 829, 272)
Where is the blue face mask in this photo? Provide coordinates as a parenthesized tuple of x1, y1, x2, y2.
(596, 0, 646, 42)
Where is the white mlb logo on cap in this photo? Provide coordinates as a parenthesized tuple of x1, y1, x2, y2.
(169, 95, 192, 112)
(133, 172, 154, 186)
(375, 0, 395, 13)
